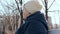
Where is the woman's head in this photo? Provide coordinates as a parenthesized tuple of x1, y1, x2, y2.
(23, 0, 42, 19)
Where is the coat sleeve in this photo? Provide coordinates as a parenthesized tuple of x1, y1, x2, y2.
(25, 20, 47, 34)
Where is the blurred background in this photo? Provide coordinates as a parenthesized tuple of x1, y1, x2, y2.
(0, 0, 60, 34)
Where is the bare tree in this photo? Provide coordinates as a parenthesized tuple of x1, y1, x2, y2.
(0, 0, 21, 34)
(15, 0, 23, 26)
(41, 0, 55, 21)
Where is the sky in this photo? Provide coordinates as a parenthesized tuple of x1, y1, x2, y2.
(0, 0, 60, 25)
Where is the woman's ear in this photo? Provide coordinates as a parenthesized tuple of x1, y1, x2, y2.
(23, 10, 31, 19)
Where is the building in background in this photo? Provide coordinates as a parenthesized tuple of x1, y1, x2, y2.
(48, 16, 53, 30)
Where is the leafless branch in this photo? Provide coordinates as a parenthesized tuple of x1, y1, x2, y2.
(15, 0, 23, 25)
(15, 0, 20, 12)
(41, 0, 45, 6)
(0, 2, 7, 15)
(48, 0, 55, 10)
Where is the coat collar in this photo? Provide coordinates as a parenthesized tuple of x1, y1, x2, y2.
(25, 11, 44, 21)
(25, 11, 48, 30)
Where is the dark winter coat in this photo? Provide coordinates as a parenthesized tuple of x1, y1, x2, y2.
(15, 11, 48, 34)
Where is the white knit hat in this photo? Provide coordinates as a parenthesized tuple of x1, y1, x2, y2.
(23, 0, 42, 14)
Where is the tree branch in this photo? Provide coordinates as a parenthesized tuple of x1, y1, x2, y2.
(41, 0, 45, 6)
(48, 0, 55, 10)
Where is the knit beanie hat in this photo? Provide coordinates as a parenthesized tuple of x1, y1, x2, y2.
(23, 0, 42, 14)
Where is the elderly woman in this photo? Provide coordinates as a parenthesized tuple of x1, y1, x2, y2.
(15, 0, 48, 34)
